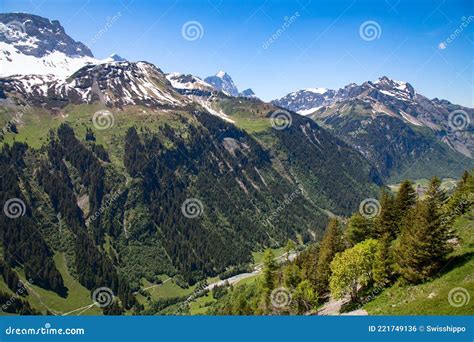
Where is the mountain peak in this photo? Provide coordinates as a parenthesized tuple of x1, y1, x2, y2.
(0, 13, 93, 58)
(204, 71, 239, 96)
(374, 76, 409, 88)
(104, 53, 126, 62)
(0, 12, 97, 77)
(216, 70, 227, 78)
(304, 87, 328, 95)
(239, 88, 257, 99)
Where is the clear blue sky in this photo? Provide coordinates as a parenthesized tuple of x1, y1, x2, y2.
(2, 0, 473, 106)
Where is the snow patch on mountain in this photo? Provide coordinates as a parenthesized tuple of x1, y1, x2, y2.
(305, 87, 328, 94)
(166, 72, 213, 91)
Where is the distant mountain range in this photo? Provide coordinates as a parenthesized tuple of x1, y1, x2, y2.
(273, 76, 473, 181)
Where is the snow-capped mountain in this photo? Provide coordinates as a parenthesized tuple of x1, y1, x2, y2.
(204, 71, 239, 96)
(273, 88, 336, 115)
(274, 76, 473, 157)
(273, 76, 473, 180)
(272, 77, 418, 116)
(102, 53, 126, 63)
(0, 13, 99, 77)
(1, 61, 188, 108)
(166, 72, 214, 92)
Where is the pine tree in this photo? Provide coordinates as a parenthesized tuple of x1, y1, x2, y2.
(283, 263, 301, 290)
(315, 218, 344, 294)
(372, 233, 393, 287)
(446, 170, 474, 216)
(395, 180, 417, 221)
(262, 249, 276, 292)
(345, 212, 373, 246)
(375, 191, 398, 239)
(395, 179, 452, 284)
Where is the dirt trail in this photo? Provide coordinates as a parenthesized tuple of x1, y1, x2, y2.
(317, 296, 368, 316)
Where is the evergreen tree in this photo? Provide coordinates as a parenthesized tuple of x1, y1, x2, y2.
(375, 191, 398, 239)
(283, 263, 301, 290)
(395, 180, 417, 221)
(372, 233, 393, 287)
(395, 179, 452, 284)
(345, 212, 373, 246)
(315, 218, 344, 294)
(262, 249, 277, 304)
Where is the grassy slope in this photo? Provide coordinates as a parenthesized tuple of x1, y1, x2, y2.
(0, 253, 102, 315)
(364, 210, 474, 315)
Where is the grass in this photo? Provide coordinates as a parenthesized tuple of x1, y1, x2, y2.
(18, 253, 102, 315)
(232, 117, 271, 133)
(141, 278, 195, 300)
(1, 104, 190, 166)
(364, 210, 474, 315)
(188, 292, 216, 315)
(388, 178, 458, 195)
(252, 247, 286, 266)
